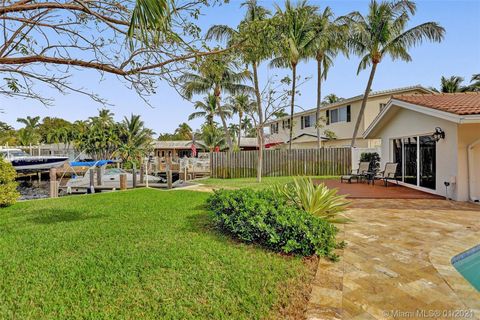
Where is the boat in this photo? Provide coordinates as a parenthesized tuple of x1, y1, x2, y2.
(65, 160, 165, 192)
(0, 148, 68, 171)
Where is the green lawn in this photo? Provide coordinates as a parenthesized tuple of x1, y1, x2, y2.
(200, 176, 338, 190)
(0, 189, 312, 319)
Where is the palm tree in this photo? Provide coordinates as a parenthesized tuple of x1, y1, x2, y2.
(270, 0, 317, 150)
(46, 127, 68, 145)
(228, 123, 239, 144)
(430, 74, 480, 92)
(0, 123, 16, 146)
(16, 116, 40, 130)
(77, 110, 120, 159)
(188, 94, 228, 127)
(95, 109, 115, 126)
(198, 124, 226, 152)
(178, 55, 252, 150)
(241, 117, 257, 137)
(347, 0, 445, 147)
(430, 76, 465, 93)
(227, 94, 256, 147)
(310, 7, 348, 148)
(116, 114, 153, 166)
(469, 74, 480, 91)
(16, 116, 41, 145)
(322, 93, 343, 105)
(207, 0, 273, 181)
(175, 123, 193, 139)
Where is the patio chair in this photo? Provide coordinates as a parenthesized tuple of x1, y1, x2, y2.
(374, 162, 399, 187)
(341, 161, 370, 183)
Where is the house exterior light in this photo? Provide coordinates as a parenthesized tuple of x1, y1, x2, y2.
(433, 127, 446, 142)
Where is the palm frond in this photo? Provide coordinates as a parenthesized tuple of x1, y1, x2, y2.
(269, 56, 289, 69)
(356, 54, 371, 74)
(387, 22, 445, 52)
(188, 111, 207, 121)
(128, 0, 172, 45)
(206, 25, 237, 42)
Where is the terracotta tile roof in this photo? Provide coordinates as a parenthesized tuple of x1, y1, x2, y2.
(392, 92, 480, 115)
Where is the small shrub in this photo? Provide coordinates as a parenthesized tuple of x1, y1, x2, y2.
(0, 158, 19, 207)
(360, 152, 381, 172)
(274, 177, 350, 224)
(207, 188, 338, 259)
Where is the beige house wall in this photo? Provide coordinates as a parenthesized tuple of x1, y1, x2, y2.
(457, 123, 480, 201)
(375, 107, 464, 200)
(267, 88, 427, 147)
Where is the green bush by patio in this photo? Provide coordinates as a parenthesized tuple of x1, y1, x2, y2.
(0, 189, 311, 319)
(0, 158, 19, 207)
(207, 188, 338, 259)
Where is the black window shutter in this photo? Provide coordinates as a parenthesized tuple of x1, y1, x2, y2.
(346, 105, 351, 122)
(326, 110, 330, 125)
(301, 116, 304, 129)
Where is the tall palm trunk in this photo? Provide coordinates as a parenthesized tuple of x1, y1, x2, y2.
(238, 110, 243, 148)
(252, 62, 264, 182)
(351, 62, 378, 147)
(316, 55, 322, 149)
(215, 88, 233, 150)
(288, 63, 297, 151)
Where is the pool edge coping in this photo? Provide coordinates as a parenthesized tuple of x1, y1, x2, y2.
(429, 231, 480, 318)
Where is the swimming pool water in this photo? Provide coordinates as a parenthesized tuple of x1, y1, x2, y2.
(453, 249, 480, 292)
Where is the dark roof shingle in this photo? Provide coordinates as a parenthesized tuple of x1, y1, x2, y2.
(392, 92, 480, 115)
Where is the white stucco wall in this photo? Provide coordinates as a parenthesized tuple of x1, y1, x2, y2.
(457, 123, 480, 201)
(375, 107, 460, 199)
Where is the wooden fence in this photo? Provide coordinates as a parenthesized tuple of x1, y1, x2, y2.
(210, 148, 351, 178)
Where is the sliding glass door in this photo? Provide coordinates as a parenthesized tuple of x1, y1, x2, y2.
(419, 136, 436, 189)
(391, 135, 436, 190)
(403, 137, 418, 185)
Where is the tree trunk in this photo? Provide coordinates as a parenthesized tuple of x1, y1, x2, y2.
(215, 87, 233, 150)
(289, 64, 297, 151)
(316, 55, 322, 149)
(351, 62, 378, 148)
(252, 62, 264, 183)
(238, 111, 242, 148)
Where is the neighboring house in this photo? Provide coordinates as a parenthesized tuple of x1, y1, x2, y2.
(153, 141, 205, 159)
(265, 85, 432, 148)
(153, 138, 261, 159)
(364, 92, 480, 202)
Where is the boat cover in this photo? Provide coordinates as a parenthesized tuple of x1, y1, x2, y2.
(70, 160, 116, 167)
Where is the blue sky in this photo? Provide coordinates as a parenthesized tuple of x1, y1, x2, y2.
(1, 0, 479, 135)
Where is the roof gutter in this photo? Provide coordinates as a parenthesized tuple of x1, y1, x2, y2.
(467, 138, 480, 203)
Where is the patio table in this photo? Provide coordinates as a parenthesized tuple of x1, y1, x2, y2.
(365, 171, 376, 185)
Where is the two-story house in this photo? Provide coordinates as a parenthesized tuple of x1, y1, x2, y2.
(265, 85, 433, 148)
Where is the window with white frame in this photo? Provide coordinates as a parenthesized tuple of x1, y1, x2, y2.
(270, 122, 279, 134)
(301, 114, 314, 129)
(328, 105, 350, 124)
(379, 103, 387, 112)
(282, 119, 291, 129)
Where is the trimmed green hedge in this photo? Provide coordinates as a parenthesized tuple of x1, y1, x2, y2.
(207, 189, 338, 259)
(0, 158, 19, 207)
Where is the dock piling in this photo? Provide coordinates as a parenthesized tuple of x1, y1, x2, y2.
(132, 168, 137, 188)
(49, 168, 58, 198)
(139, 166, 145, 184)
(167, 169, 172, 189)
(119, 173, 127, 190)
(96, 167, 103, 186)
(89, 168, 95, 193)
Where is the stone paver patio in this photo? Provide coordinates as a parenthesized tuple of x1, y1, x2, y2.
(307, 199, 480, 320)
